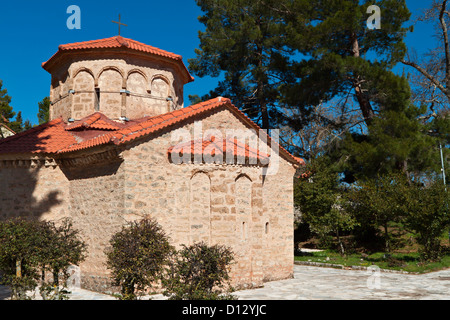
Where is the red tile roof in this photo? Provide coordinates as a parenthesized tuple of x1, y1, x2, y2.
(168, 136, 270, 165)
(0, 97, 305, 167)
(0, 118, 77, 154)
(42, 36, 194, 83)
(65, 112, 124, 131)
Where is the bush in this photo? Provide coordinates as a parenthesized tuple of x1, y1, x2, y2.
(105, 218, 173, 300)
(295, 158, 357, 255)
(0, 218, 87, 300)
(162, 242, 235, 300)
(344, 174, 408, 253)
(402, 181, 449, 261)
(0, 218, 41, 299)
(38, 219, 87, 300)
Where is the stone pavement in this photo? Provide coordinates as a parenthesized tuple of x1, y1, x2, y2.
(1, 264, 449, 300)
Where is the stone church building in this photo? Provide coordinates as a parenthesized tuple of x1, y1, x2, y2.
(0, 36, 304, 292)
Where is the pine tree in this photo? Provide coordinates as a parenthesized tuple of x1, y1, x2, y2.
(189, 0, 293, 130)
(0, 80, 15, 124)
(37, 97, 50, 125)
(282, 0, 412, 126)
(9, 111, 24, 133)
(336, 104, 439, 183)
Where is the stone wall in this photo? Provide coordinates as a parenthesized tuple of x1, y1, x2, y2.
(0, 106, 296, 293)
(62, 160, 126, 291)
(50, 54, 185, 122)
(119, 106, 296, 289)
(0, 162, 69, 222)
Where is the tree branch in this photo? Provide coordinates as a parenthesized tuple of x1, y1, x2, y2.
(439, 0, 450, 87)
(401, 59, 449, 97)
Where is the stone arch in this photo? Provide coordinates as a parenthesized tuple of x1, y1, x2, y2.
(189, 171, 211, 245)
(235, 175, 252, 219)
(72, 70, 95, 119)
(72, 67, 95, 83)
(235, 173, 253, 183)
(151, 75, 171, 113)
(59, 72, 71, 98)
(126, 70, 150, 118)
(97, 67, 123, 119)
(97, 66, 125, 87)
(150, 74, 170, 93)
(235, 174, 252, 280)
(127, 69, 148, 89)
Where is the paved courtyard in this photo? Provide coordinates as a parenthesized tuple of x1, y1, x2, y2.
(1, 264, 449, 300)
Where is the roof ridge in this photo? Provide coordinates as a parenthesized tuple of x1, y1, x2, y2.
(110, 97, 229, 145)
(47, 97, 303, 166)
(59, 37, 115, 49)
(65, 112, 120, 131)
(43, 36, 194, 82)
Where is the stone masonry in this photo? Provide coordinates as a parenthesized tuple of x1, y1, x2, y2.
(0, 36, 301, 293)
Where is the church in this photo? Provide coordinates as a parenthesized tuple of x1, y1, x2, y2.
(0, 35, 304, 292)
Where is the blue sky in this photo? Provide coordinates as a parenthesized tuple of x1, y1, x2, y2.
(0, 0, 440, 124)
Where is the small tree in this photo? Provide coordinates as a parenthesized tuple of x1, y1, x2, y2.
(0, 218, 41, 300)
(295, 157, 357, 254)
(37, 97, 50, 125)
(38, 219, 87, 300)
(402, 180, 449, 261)
(105, 218, 173, 300)
(344, 174, 409, 253)
(162, 242, 235, 300)
(0, 218, 87, 300)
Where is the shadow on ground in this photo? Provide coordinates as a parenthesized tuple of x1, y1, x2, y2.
(0, 286, 10, 300)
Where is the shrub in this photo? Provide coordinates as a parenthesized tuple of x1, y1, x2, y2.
(0, 218, 86, 300)
(0, 218, 42, 300)
(402, 181, 449, 261)
(105, 218, 173, 300)
(37, 219, 87, 300)
(162, 242, 235, 300)
(295, 158, 357, 255)
(344, 174, 408, 253)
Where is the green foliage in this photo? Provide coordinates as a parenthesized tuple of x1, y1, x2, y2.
(0, 80, 34, 134)
(105, 218, 173, 300)
(0, 80, 15, 124)
(283, 0, 412, 125)
(0, 218, 86, 300)
(37, 97, 50, 125)
(401, 180, 450, 261)
(337, 106, 438, 182)
(162, 242, 235, 300)
(37, 219, 87, 300)
(295, 157, 357, 254)
(294, 249, 450, 273)
(344, 174, 409, 252)
(189, 0, 293, 129)
(0, 218, 41, 299)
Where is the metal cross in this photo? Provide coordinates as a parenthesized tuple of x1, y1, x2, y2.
(112, 14, 128, 36)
